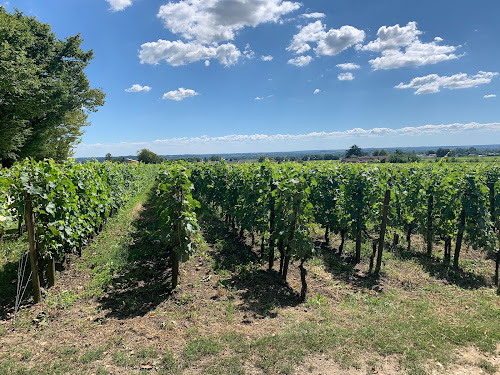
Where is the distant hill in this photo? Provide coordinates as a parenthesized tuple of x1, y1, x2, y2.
(75, 144, 500, 163)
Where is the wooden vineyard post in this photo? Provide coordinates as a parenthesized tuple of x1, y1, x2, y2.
(47, 258, 56, 287)
(23, 191, 42, 303)
(374, 189, 391, 276)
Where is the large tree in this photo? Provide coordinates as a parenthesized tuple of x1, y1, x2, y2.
(0, 8, 104, 165)
(345, 144, 364, 158)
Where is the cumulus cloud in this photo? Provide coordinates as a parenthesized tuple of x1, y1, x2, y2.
(162, 87, 199, 101)
(139, 39, 241, 66)
(361, 22, 421, 52)
(157, 0, 301, 44)
(261, 55, 274, 61)
(484, 94, 496, 98)
(313, 89, 320, 94)
(125, 84, 152, 93)
(287, 21, 365, 56)
(336, 62, 360, 70)
(76, 122, 500, 157)
(288, 55, 313, 66)
(396, 71, 499, 95)
(301, 12, 325, 19)
(106, 0, 132, 11)
(338, 72, 354, 81)
(360, 22, 459, 70)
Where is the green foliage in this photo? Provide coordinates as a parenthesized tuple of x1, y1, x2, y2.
(2, 160, 156, 262)
(0, 8, 105, 163)
(156, 163, 200, 262)
(137, 148, 162, 164)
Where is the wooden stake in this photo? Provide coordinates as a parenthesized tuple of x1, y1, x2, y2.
(24, 192, 41, 303)
(375, 189, 391, 276)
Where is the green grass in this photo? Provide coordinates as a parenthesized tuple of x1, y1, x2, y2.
(477, 359, 498, 374)
(82, 182, 155, 297)
(183, 337, 224, 361)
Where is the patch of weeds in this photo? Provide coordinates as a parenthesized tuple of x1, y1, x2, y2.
(235, 261, 259, 279)
(225, 299, 236, 322)
(136, 346, 159, 360)
(112, 350, 135, 367)
(159, 350, 178, 375)
(306, 293, 327, 308)
(105, 336, 124, 349)
(0, 359, 33, 375)
(220, 332, 249, 355)
(80, 346, 105, 364)
(205, 356, 245, 375)
(183, 337, 223, 361)
(20, 349, 32, 361)
(12, 309, 32, 330)
(178, 293, 193, 305)
(96, 365, 109, 375)
(0, 326, 6, 336)
(60, 346, 80, 356)
(477, 359, 498, 374)
(46, 290, 79, 309)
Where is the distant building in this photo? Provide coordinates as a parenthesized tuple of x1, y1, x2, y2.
(126, 158, 139, 163)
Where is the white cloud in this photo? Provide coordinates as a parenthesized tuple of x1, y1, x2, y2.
(338, 72, 354, 81)
(139, 39, 241, 66)
(125, 84, 152, 93)
(205, 60, 210, 67)
(162, 87, 199, 101)
(315, 26, 365, 56)
(261, 55, 274, 61)
(484, 94, 496, 98)
(76, 122, 500, 157)
(157, 0, 301, 44)
(360, 22, 459, 70)
(369, 40, 458, 70)
(106, 0, 132, 11)
(255, 96, 263, 100)
(243, 44, 255, 59)
(336, 62, 360, 70)
(287, 21, 365, 56)
(396, 71, 499, 95)
(287, 20, 325, 54)
(361, 22, 421, 52)
(287, 55, 313, 67)
(301, 12, 325, 19)
(313, 89, 320, 94)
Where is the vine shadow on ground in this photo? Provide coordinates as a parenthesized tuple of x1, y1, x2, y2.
(315, 240, 384, 293)
(98, 193, 174, 319)
(395, 246, 489, 290)
(197, 206, 301, 318)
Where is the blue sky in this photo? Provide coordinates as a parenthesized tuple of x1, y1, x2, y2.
(4, 0, 500, 156)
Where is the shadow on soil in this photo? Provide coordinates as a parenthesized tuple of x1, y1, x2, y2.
(197, 206, 301, 318)
(314, 236, 490, 293)
(98, 193, 174, 319)
(315, 240, 384, 293)
(396, 247, 489, 289)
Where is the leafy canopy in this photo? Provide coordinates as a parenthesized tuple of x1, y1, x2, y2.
(0, 8, 105, 164)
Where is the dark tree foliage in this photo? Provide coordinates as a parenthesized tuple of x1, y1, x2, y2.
(137, 148, 162, 164)
(345, 144, 364, 158)
(0, 8, 105, 165)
